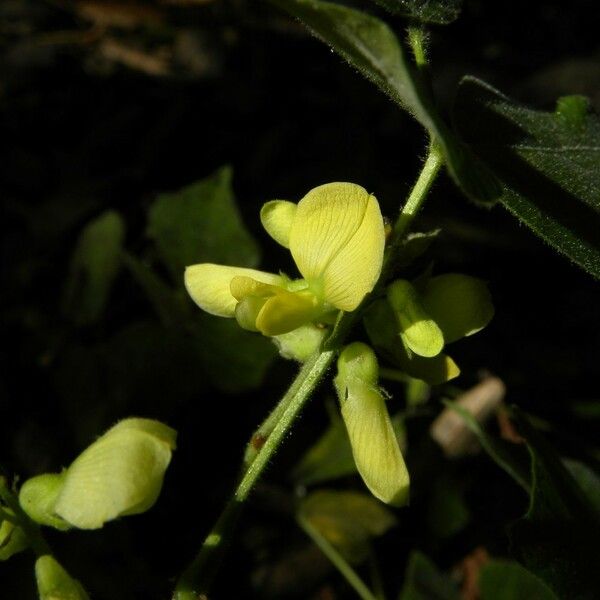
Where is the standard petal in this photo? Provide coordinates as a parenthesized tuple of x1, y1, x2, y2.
(184, 264, 281, 317)
(290, 183, 384, 311)
(260, 200, 297, 248)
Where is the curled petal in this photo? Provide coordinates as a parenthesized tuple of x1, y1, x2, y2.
(290, 183, 385, 311)
(260, 200, 297, 248)
(184, 264, 281, 317)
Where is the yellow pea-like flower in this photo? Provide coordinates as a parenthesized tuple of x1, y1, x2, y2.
(185, 183, 385, 337)
(20, 418, 176, 530)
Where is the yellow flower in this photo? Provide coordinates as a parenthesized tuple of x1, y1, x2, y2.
(185, 182, 385, 336)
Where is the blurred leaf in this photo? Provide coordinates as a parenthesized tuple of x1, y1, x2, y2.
(272, 0, 500, 203)
(479, 560, 558, 600)
(564, 459, 600, 511)
(122, 252, 190, 328)
(298, 489, 396, 564)
(426, 476, 469, 539)
(147, 166, 261, 283)
(421, 273, 494, 343)
(508, 409, 600, 598)
(444, 401, 530, 492)
(396, 229, 440, 268)
(190, 316, 277, 393)
(292, 412, 356, 486)
(398, 551, 460, 600)
(62, 210, 125, 325)
(454, 77, 600, 278)
(369, 0, 462, 24)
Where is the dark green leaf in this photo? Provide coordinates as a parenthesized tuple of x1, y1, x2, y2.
(454, 77, 600, 278)
(298, 489, 397, 564)
(62, 210, 125, 325)
(564, 459, 600, 513)
(122, 253, 190, 328)
(443, 401, 530, 492)
(292, 412, 357, 485)
(398, 551, 460, 600)
(272, 0, 500, 203)
(190, 316, 277, 393)
(479, 560, 558, 600)
(426, 476, 470, 539)
(147, 166, 261, 283)
(508, 409, 600, 598)
(369, 0, 462, 24)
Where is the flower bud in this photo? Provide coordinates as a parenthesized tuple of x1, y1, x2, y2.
(36, 555, 89, 600)
(0, 516, 28, 560)
(334, 343, 409, 506)
(20, 418, 176, 530)
(387, 280, 444, 358)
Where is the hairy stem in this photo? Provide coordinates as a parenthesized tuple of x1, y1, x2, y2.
(173, 350, 336, 599)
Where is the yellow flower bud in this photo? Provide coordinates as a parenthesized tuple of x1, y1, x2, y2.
(35, 555, 89, 600)
(0, 516, 28, 560)
(387, 279, 444, 358)
(334, 343, 410, 506)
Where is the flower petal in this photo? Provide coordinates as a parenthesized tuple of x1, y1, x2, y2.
(184, 264, 281, 317)
(256, 290, 321, 336)
(387, 280, 444, 358)
(260, 200, 297, 248)
(289, 183, 385, 311)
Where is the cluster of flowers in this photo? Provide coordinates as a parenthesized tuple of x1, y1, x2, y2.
(185, 183, 493, 505)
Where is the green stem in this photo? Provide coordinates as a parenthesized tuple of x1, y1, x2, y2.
(394, 143, 443, 238)
(173, 350, 336, 600)
(407, 26, 428, 69)
(0, 477, 51, 557)
(298, 514, 378, 600)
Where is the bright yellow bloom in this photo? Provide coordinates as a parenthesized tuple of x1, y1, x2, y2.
(185, 182, 385, 336)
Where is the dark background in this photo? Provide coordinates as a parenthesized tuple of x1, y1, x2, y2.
(1, 0, 599, 598)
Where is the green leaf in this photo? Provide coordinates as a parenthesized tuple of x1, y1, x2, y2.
(122, 252, 190, 328)
(454, 77, 600, 278)
(479, 560, 558, 600)
(426, 476, 469, 539)
(298, 489, 397, 564)
(564, 459, 600, 512)
(190, 316, 277, 393)
(443, 401, 530, 492)
(62, 210, 125, 325)
(397, 551, 460, 600)
(292, 412, 357, 486)
(396, 229, 440, 268)
(272, 0, 500, 203)
(369, 0, 462, 24)
(421, 273, 494, 343)
(147, 166, 261, 283)
(508, 409, 600, 598)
